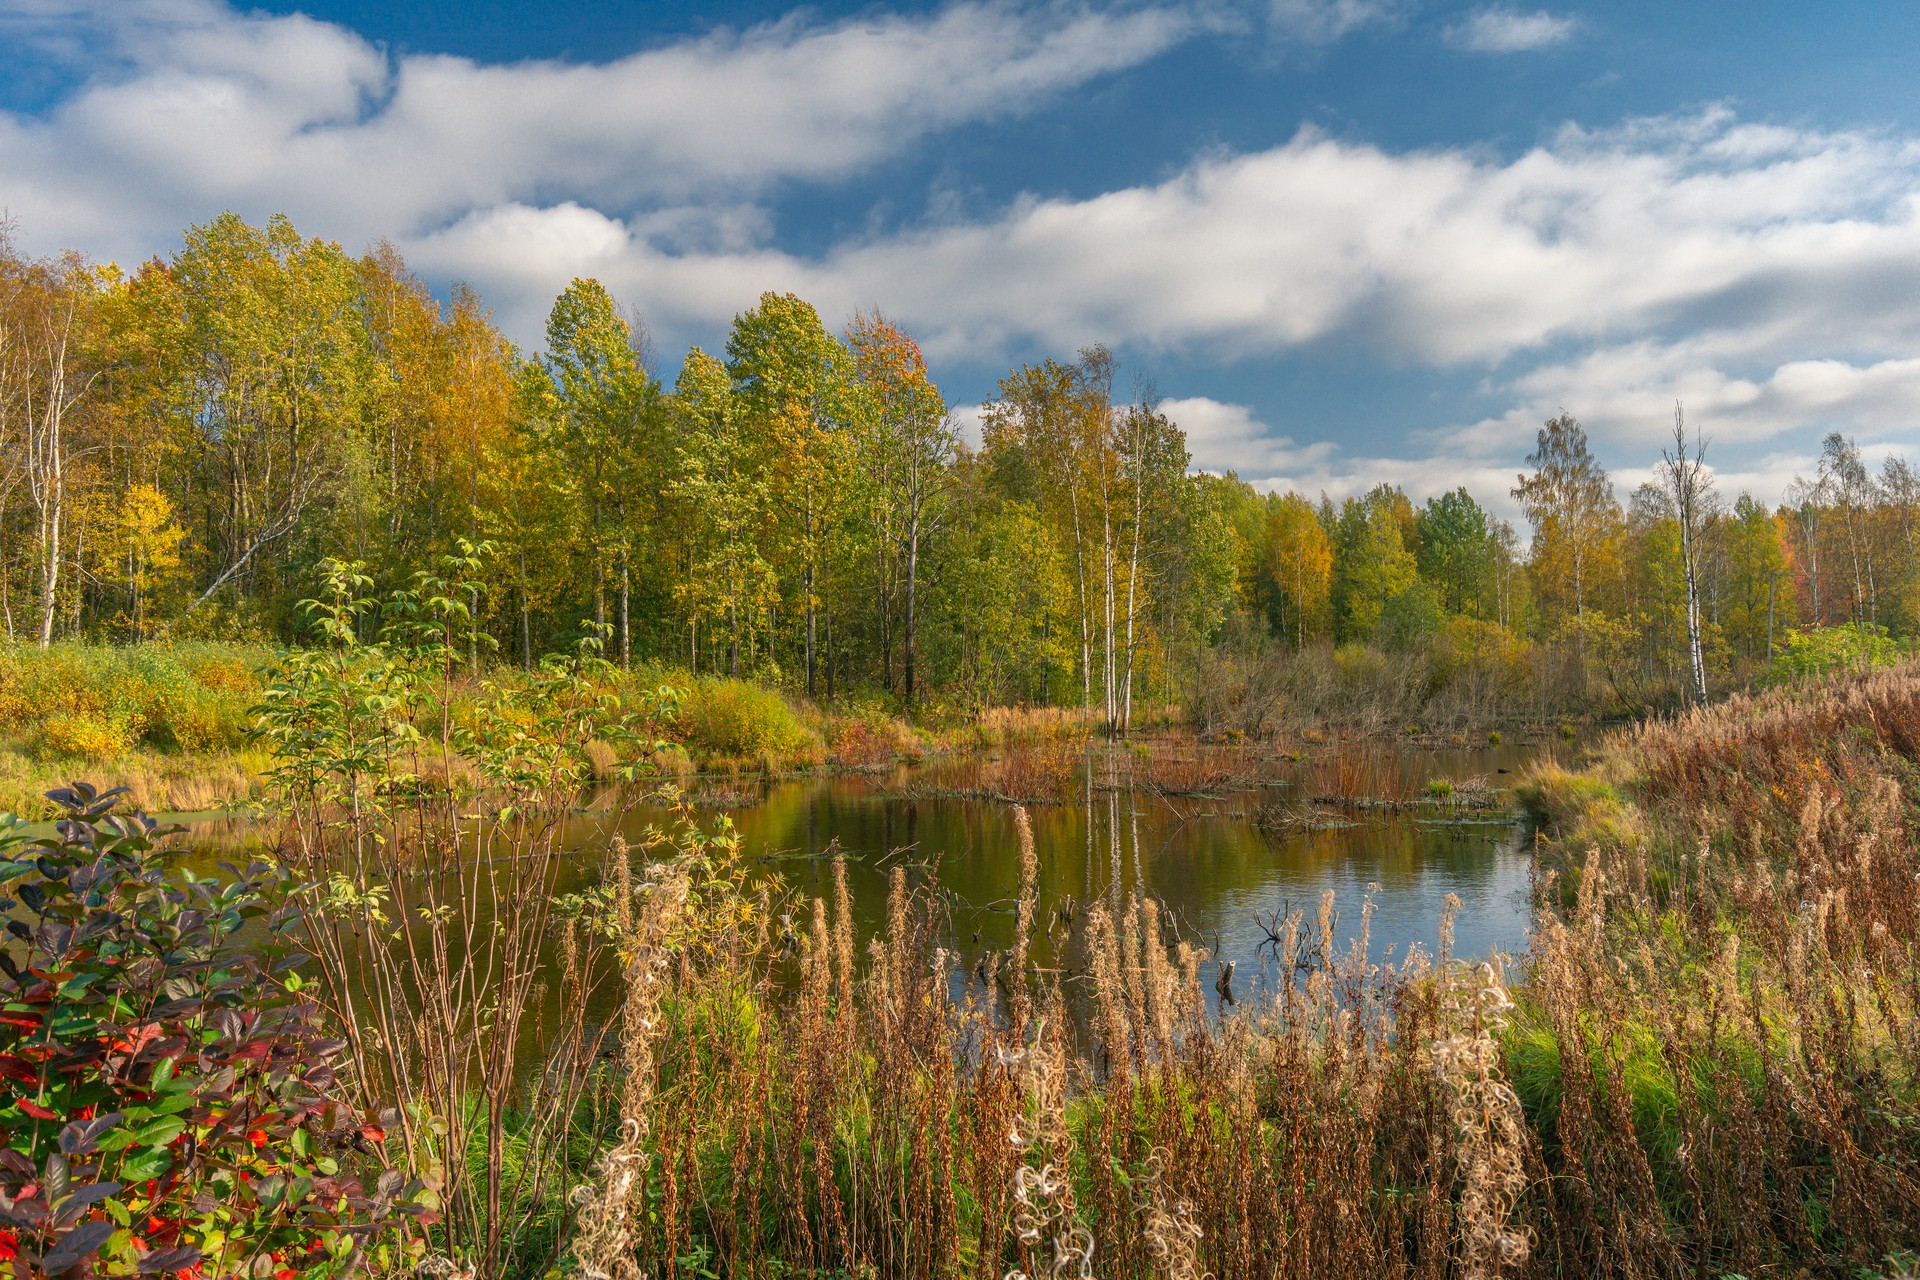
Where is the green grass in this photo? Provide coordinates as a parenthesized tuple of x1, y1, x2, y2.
(0, 641, 271, 816)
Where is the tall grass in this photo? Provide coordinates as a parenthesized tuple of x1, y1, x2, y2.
(674, 676, 823, 771)
(0, 641, 272, 813)
(552, 662, 1920, 1278)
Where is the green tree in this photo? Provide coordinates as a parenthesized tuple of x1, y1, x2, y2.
(726, 292, 852, 696)
(671, 347, 778, 676)
(131, 213, 373, 626)
(1261, 490, 1333, 645)
(845, 312, 956, 704)
(1414, 487, 1499, 618)
(1722, 492, 1792, 660)
(540, 278, 660, 663)
(1332, 485, 1417, 640)
(1512, 414, 1623, 629)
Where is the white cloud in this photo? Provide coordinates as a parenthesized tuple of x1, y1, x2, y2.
(1444, 7, 1579, 53)
(950, 402, 988, 449)
(394, 107, 1920, 501)
(1434, 342, 1920, 499)
(1167, 392, 1537, 514)
(0, 0, 1203, 259)
(449, 111, 1920, 372)
(1159, 395, 1337, 479)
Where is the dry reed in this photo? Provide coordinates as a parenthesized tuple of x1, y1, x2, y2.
(554, 661, 1920, 1278)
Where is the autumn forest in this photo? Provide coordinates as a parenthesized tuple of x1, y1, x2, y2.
(5, 211, 1914, 730)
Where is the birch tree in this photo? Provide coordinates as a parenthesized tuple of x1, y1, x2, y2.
(845, 312, 956, 705)
(1, 243, 99, 644)
(1659, 403, 1714, 702)
(726, 293, 850, 696)
(150, 214, 369, 617)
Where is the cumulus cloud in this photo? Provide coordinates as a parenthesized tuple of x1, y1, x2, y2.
(1159, 395, 1336, 478)
(437, 111, 1920, 370)
(0, 0, 1204, 259)
(1437, 342, 1920, 496)
(1161, 393, 1542, 515)
(1443, 7, 1579, 53)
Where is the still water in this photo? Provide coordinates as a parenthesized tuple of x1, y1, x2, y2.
(177, 739, 1554, 1016)
(558, 739, 1550, 1006)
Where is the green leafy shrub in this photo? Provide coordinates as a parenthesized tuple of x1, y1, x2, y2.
(1768, 622, 1905, 682)
(0, 644, 265, 762)
(154, 688, 252, 754)
(674, 678, 817, 766)
(0, 782, 423, 1276)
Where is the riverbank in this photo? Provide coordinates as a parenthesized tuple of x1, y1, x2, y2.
(0, 639, 1589, 819)
(483, 658, 1920, 1276)
(1507, 660, 1920, 1272)
(0, 640, 935, 816)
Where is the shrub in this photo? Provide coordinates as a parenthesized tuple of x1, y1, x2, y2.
(1768, 622, 1905, 682)
(155, 688, 251, 753)
(1515, 763, 1621, 836)
(0, 643, 265, 761)
(1431, 616, 1531, 694)
(31, 713, 132, 761)
(0, 783, 422, 1276)
(674, 678, 817, 766)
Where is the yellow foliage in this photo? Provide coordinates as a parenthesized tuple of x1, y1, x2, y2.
(34, 713, 133, 762)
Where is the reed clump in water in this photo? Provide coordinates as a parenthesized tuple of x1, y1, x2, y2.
(560, 804, 1531, 1280)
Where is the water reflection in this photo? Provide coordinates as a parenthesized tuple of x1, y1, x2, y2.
(175, 741, 1544, 1022)
(569, 743, 1539, 1012)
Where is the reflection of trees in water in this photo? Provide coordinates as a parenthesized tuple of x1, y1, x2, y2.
(169, 760, 1532, 1030)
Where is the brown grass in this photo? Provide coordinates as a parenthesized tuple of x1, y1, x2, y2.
(0, 745, 269, 817)
(1307, 738, 1420, 806)
(551, 661, 1920, 1278)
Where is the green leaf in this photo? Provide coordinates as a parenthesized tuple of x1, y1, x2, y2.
(118, 1145, 172, 1181)
(130, 1115, 185, 1147)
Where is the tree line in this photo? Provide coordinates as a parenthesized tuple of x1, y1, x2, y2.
(1, 211, 1912, 720)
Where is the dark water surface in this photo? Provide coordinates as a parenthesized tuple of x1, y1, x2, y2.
(176, 739, 1555, 1019)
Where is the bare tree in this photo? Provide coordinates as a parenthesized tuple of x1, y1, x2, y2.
(1660, 403, 1714, 702)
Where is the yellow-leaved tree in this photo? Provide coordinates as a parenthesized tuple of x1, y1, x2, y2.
(105, 482, 185, 638)
(1263, 491, 1333, 646)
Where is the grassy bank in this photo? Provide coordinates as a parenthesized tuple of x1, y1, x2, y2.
(299, 655, 1920, 1279)
(0, 641, 273, 814)
(0, 640, 940, 816)
(12, 644, 1920, 1276)
(1510, 662, 1920, 1273)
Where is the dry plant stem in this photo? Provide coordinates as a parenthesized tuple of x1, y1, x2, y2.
(570, 839, 689, 1280)
(275, 657, 1920, 1279)
(265, 628, 646, 1280)
(1009, 804, 1037, 1034)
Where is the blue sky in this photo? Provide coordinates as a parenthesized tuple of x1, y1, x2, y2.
(5, 0, 1920, 515)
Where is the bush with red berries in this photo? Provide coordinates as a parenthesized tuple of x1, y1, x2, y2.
(0, 783, 424, 1278)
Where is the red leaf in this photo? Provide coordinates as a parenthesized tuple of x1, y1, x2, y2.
(18, 1098, 57, 1121)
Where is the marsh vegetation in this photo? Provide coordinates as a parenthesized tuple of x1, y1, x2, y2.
(6, 553, 1919, 1278)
